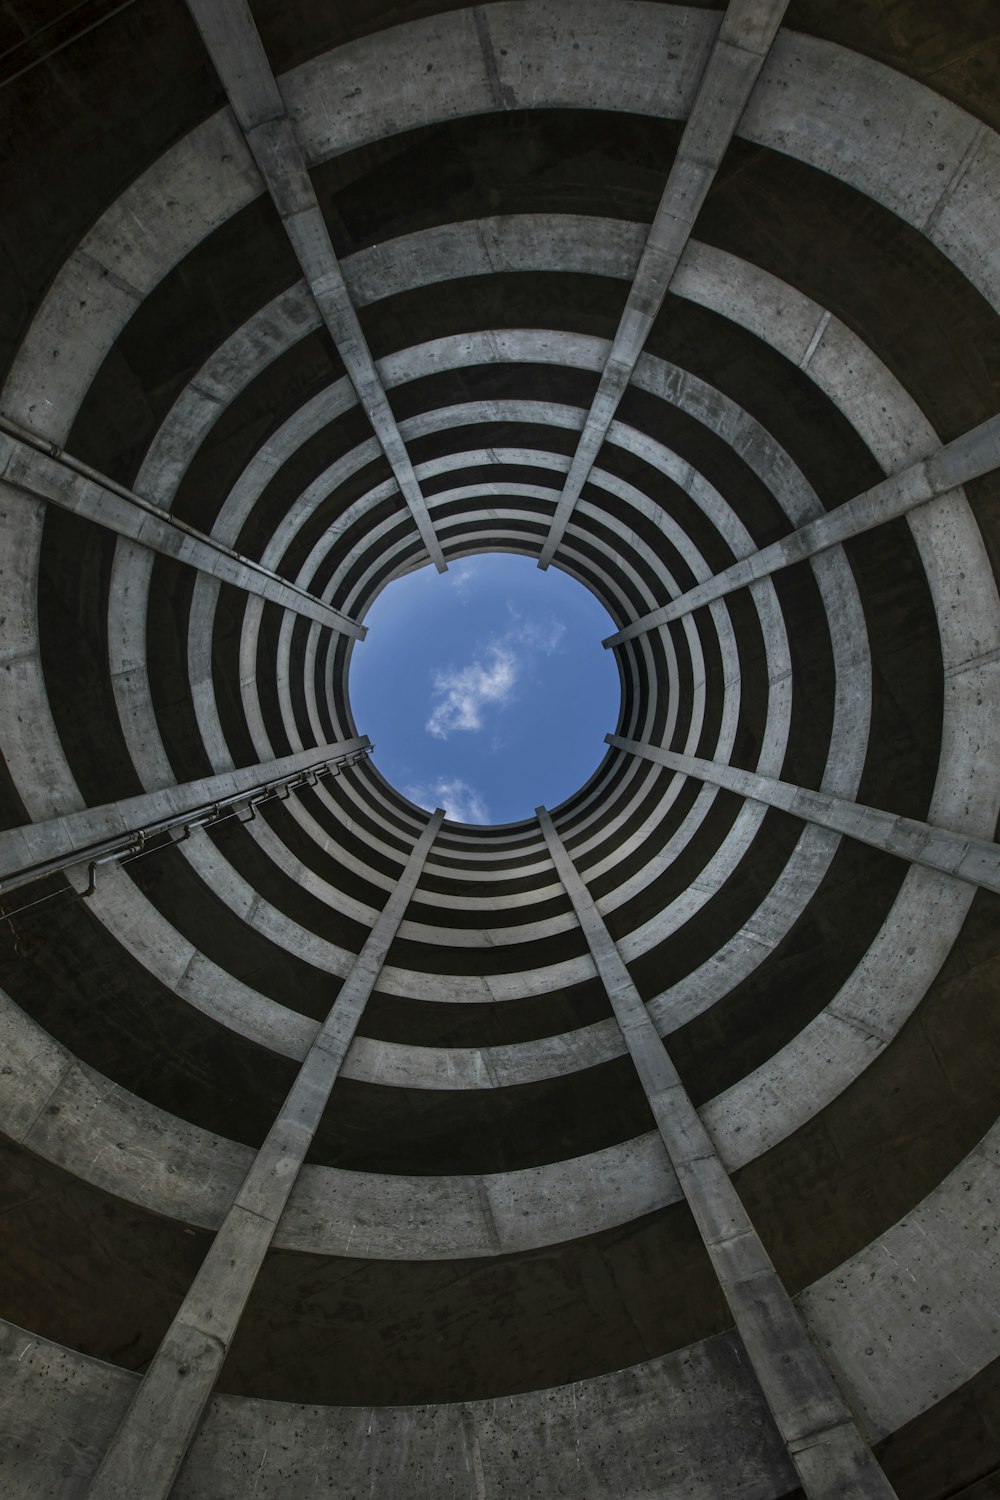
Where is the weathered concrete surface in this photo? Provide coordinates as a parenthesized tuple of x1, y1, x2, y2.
(0, 737, 368, 890)
(184, 0, 446, 572)
(538, 0, 790, 566)
(1, 0, 999, 1492)
(182, 1332, 797, 1499)
(0, 1319, 797, 1500)
(86, 811, 443, 1499)
(0, 984, 679, 1251)
(0, 426, 362, 634)
(609, 735, 1000, 895)
(5, 1094, 1000, 1492)
(606, 413, 1000, 646)
(0, 1322, 135, 1499)
(538, 807, 894, 1498)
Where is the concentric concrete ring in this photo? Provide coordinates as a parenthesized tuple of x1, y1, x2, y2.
(1, 4, 999, 1497)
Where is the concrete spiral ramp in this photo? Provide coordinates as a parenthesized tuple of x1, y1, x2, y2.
(1, 1, 999, 1495)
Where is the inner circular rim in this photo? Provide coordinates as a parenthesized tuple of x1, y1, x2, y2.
(341, 547, 628, 828)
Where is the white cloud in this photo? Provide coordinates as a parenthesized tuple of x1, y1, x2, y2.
(424, 611, 566, 741)
(508, 612, 566, 654)
(448, 560, 479, 601)
(425, 644, 518, 739)
(404, 776, 491, 825)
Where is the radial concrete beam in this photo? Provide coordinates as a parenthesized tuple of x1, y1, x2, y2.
(537, 0, 790, 568)
(183, 0, 446, 573)
(0, 423, 364, 635)
(609, 736, 1000, 893)
(536, 806, 896, 1500)
(85, 809, 444, 1500)
(605, 412, 1000, 646)
(0, 738, 369, 895)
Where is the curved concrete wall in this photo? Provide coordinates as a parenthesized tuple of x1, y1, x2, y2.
(1, 1, 999, 1495)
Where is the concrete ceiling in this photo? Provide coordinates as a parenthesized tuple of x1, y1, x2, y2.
(1, 0, 999, 1496)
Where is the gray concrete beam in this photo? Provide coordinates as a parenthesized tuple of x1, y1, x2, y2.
(537, 0, 790, 568)
(183, 0, 446, 572)
(0, 422, 362, 636)
(0, 738, 369, 896)
(608, 735, 1000, 894)
(85, 809, 443, 1500)
(536, 806, 896, 1500)
(605, 412, 1000, 646)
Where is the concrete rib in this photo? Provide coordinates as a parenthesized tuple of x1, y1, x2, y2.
(0, 738, 369, 894)
(0, 425, 363, 636)
(605, 414, 1000, 646)
(537, 805, 896, 1500)
(537, 0, 790, 568)
(610, 736, 1000, 895)
(84, 810, 443, 1500)
(182, 0, 446, 572)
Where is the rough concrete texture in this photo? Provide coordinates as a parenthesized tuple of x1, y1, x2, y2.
(86, 812, 442, 1499)
(0, 0, 999, 1496)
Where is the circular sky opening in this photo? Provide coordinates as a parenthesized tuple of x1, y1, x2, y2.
(348, 553, 621, 826)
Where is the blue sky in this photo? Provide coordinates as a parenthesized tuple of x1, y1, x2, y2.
(349, 554, 621, 825)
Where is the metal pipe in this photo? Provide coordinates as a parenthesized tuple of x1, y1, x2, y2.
(0, 746, 372, 900)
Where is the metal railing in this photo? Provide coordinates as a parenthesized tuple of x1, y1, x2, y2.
(0, 745, 372, 937)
